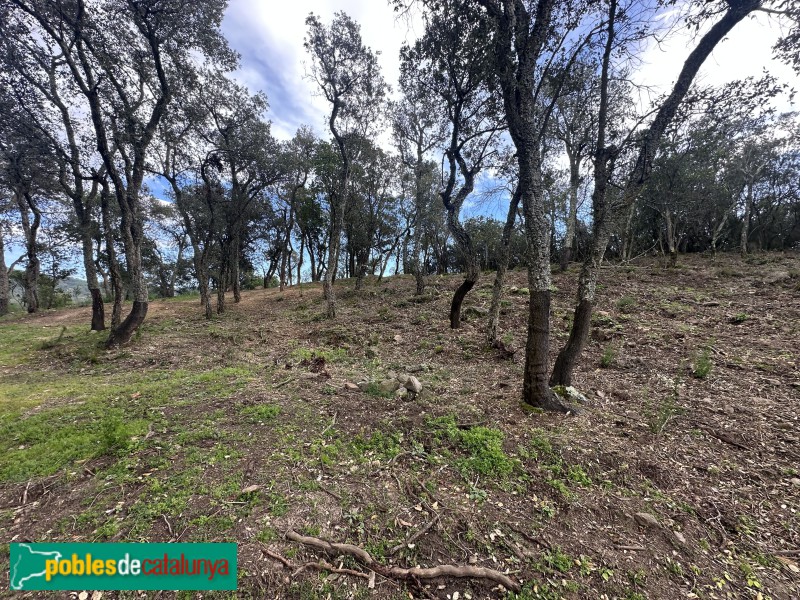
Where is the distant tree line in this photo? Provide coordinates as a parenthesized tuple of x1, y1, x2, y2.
(1, 0, 798, 410)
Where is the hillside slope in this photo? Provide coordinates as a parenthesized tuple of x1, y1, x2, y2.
(0, 253, 798, 599)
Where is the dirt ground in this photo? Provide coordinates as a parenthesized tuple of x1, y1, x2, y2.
(0, 252, 798, 599)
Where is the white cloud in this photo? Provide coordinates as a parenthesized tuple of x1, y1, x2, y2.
(222, 0, 421, 140)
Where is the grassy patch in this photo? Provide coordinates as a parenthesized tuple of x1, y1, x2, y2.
(427, 415, 518, 478)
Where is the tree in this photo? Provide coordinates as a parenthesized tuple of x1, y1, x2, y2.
(403, 0, 504, 328)
(5, 0, 234, 346)
(550, 0, 797, 387)
(305, 12, 387, 318)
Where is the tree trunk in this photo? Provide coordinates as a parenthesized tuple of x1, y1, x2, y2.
(665, 210, 678, 267)
(99, 183, 123, 329)
(487, 187, 521, 343)
(323, 200, 344, 319)
(560, 157, 580, 271)
(15, 191, 41, 314)
(740, 180, 753, 257)
(446, 209, 477, 329)
(106, 199, 148, 346)
(550, 0, 759, 387)
(80, 225, 105, 330)
(0, 228, 9, 317)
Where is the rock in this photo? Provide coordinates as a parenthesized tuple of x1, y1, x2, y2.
(357, 381, 371, 392)
(240, 484, 261, 494)
(634, 512, 660, 529)
(388, 370, 398, 380)
(407, 364, 427, 373)
(673, 531, 687, 545)
(789, 478, 800, 487)
(723, 405, 735, 415)
(395, 387, 408, 399)
(379, 379, 401, 394)
(396, 373, 410, 384)
(404, 376, 423, 394)
(344, 382, 359, 391)
(566, 386, 589, 404)
(393, 334, 402, 342)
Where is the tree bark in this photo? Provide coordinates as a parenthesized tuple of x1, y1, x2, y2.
(560, 154, 580, 271)
(487, 186, 521, 343)
(100, 181, 123, 329)
(15, 191, 41, 314)
(0, 227, 9, 317)
(740, 180, 753, 257)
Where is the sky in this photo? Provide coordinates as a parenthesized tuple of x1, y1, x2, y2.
(221, 1, 798, 142)
(4, 1, 799, 272)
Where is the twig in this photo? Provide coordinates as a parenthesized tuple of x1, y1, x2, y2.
(285, 529, 520, 592)
(318, 484, 342, 501)
(273, 377, 295, 389)
(321, 413, 337, 437)
(389, 514, 440, 555)
(773, 549, 800, 556)
(262, 547, 293, 569)
(21, 480, 31, 505)
(162, 514, 174, 537)
(615, 544, 645, 551)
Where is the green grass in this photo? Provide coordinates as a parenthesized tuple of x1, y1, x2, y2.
(0, 321, 257, 482)
(427, 415, 518, 478)
(692, 347, 713, 379)
(241, 404, 281, 423)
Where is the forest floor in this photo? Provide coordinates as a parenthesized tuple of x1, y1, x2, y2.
(0, 252, 799, 600)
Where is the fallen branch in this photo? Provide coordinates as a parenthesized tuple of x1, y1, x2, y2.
(389, 514, 440, 555)
(286, 529, 520, 592)
(262, 547, 369, 581)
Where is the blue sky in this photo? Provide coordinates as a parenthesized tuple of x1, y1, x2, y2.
(4, 1, 798, 271)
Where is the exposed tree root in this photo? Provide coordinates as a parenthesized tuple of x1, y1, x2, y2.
(285, 529, 521, 592)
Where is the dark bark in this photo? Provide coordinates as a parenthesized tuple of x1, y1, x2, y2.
(450, 275, 477, 328)
(107, 300, 148, 348)
(90, 288, 105, 331)
(549, 299, 592, 386)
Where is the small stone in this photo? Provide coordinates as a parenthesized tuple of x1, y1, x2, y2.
(388, 370, 398, 380)
(240, 484, 261, 494)
(396, 373, 410, 384)
(723, 405, 735, 415)
(673, 531, 686, 545)
(395, 387, 408, 399)
(634, 512, 660, 528)
(468, 555, 478, 564)
(357, 381, 371, 392)
(344, 382, 359, 391)
(78, 593, 88, 600)
(379, 379, 401, 394)
(393, 334, 402, 342)
(407, 364, 427, 373)
(789, 478, 800, 487)
(404, 376, 423, 394)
